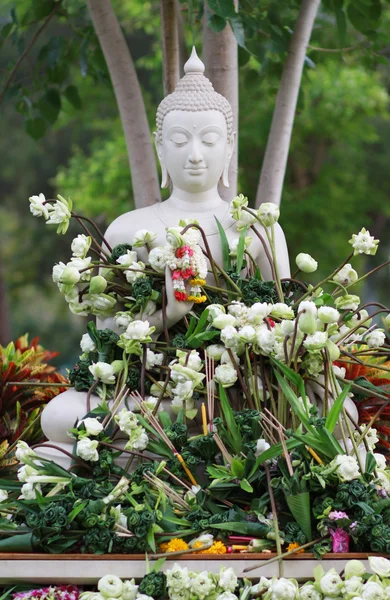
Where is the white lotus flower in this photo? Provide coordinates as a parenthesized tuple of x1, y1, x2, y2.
(238, 325, 256, 344)
(122, 579, 138, 600)
(318, 307, 340, 324)
(270, 303, 294, 320)
(89, 362, 116, 384)
(0, 490, 8, 502)
(303, 331, 328, 352)
(114, 312, 133, 330)
(366, 329, 386, 348)
(344, 560, 366, 579)
(361, 581, 384, 600)
(52, 262, 67, 283)
(115, 409, 139, 435)
(349, 228, 379, 256)
(146, 349, 164, 369)
(189, 571, 215, 599)
(333, 264, 358, 286)
(220, 326, 239, 349)
(29, 193, 50, 219)
(132, 229, 157, 247)
(319, 569, 343, 597)
(98, 574, 123, 598)
(116, 250, 138, 267)
(298, 584, 322, 600)
(123, 320, 154, 341)
(213, 313, 237, 330)
(20, 482, 41, 499)
(255, 438, 270, 457)
(295, 253, 318, 273)
(76, 438, 99, 462)
(15, 441, 37, 463)
(71, 234, 91, 258)
(369, 556, 390, 578)
(207, 304, 226, 320)
(148, 246, 166, 273)
(206, 345, 225, 360)
(124, 262, 146, 283)
(334, 295, 360, 312)
(256, 328, 275, 355)
(247, 302, 272, 324)
(79, 417, 103, 437)
(214, 364, 238, 388)
(218, 567, 237, 593)
(257, 202, 280, 227)
(80, 333, 96, 354)
(271, 577, 298, 600)
(334, 454, 360, 482)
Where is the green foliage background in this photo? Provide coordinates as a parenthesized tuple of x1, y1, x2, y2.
(0, 0, 389, 367)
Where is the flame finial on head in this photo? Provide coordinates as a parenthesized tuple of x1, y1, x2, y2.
(156, 46, 233, 141)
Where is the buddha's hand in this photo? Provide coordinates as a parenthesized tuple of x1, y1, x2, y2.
(165, 266, 194, 325)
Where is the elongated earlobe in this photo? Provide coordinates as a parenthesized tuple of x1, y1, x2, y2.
(161, 164, 170, 189)
(221, 164, 230, 188)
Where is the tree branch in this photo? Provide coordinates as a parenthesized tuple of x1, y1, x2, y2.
(160, 0, 181, 95)
(203, 7, 238, 201)
(86, 0, 160, 209)
(0, 4, 60, 106)
(255, 0, 321, 208)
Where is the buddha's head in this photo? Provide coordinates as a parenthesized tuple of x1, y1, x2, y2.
(155, 47, 235, 192)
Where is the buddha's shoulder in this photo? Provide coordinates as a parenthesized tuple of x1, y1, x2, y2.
(104, 206, 158, 245)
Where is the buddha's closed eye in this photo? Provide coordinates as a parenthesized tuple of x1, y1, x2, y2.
(170, 133, 188, 146)
(201, 132, 220, 146)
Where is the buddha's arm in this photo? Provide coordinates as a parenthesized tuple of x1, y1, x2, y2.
(254, 222, 291, 281)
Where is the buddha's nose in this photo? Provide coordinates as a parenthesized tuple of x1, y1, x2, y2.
(188, 139, 203, 163)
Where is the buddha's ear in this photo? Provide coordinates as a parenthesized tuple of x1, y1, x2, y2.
(221, 132, 236, 188)
(154, 132, 170, 189)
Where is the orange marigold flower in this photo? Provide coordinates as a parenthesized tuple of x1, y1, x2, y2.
(160, 538, 189, 553)
(193, 540, 227, 554)
(287, 542, 304, 554)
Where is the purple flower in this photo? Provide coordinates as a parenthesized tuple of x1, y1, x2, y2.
(350, 521, 358, 530)
(330, 528, 350, 553)
(329, 510, 349, 521)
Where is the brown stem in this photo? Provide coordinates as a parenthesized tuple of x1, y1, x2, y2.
(31, 443, 91, 471)
(227, 348, 254, 408)
(99, 441, 154, 461)
(86, 379, 100, 413)
(250, 225, 278, 284)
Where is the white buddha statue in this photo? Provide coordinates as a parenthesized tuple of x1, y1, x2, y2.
(38, 48, 290, 468)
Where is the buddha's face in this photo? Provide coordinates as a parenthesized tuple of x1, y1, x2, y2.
(156, 110, 234, 192)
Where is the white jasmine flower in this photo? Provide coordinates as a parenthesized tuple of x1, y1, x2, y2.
(349, 228, 379, 256)
(319, 569, 343, 597)
(114, 312, 133, 331)
(15, 441, 37, 463)
(257, 202, 280, 227)
(206, 345, 225, 360)
(68, 256, 92, 281)
(318, 307, 340, 324)
(334, 295, 360, 312)
(122, 579, 138, 600)
(255, 438, 271, 457)
(247, 302, 272, 324)
(125, 262, 146, 283)
(239, 325, 256, 344)
(361, 581, 384, 600)
(46, 196, 72, 233)
(71, 234, 91, 258)
(333, 264, 358, 286)
(256, 328, 276, 355)
(207, 304, 226, 320)
(189, 571, 215, 599)
(213, 313, 237, 330)
(89, 361, 116, 384)
(298, 584, 322, 600)
(374, 453, 387, 470)
(125, 427, 148, 451)
(79, 417, 103, 437)
(52, 262, 66, 283)
(0, 490, 8, 502)
(218, 567, 238, 593)
(76, 437, 99, 462)
(177, 349, 202, 371)
(166, 563, 191, 592)
(303, 331, 328, 352)
(146, 349, 164, 369)
(20, 482, 41, 499)
(132, 229, 157, 247)
(148, 246, 166, 273)
(270, 303, 294, 320)
(116, 250, 138, 267)
(98, 574, 123, 598)
(29, 193, 49, 219)
(220, 326, 239, 349)
(369, 556, 390, 578)
(214, 364, 238, 388)
(80, 333, 96, 354)
(124, 320, 154, 341)
(345, 560, 366, 579)
(271, 577, 298, 600)
(366, 329, 386, 348)
(334, 454, 360, 482)
(296, 253, 318, 273)
(115, 409, 139, 434)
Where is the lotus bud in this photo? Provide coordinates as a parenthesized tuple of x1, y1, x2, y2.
(89, 275, 107, 294)
(61, 266, 80, 285)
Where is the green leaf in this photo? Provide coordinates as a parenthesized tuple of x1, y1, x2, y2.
(231, 458, 245, 478)
(332, 0, 347, 47)
(215, 217, 230, 270)
(219, 384, 242, 454)
(249, 438, 301, 478)
(208, 14, 226, 32)
(229, 15, 246, 48)
(347, 0, 382, 34)
(325, 382, 351, 433)
(187, 330, 220, 348)
(37, 88, 61, 124)
(25, 117, 46, 139)
(286, 491, 312, 541)
(274, 370, 314, 433)
(212, 521, 269, 536)
(68, 501, 87, 522)
(147, 526, 156, 553)
(32, 0, 56, 19)
(240, 478, 253, 493)
(236, 226, 247, 274)
(64, 85, 82, 109)
(207, 0, 236, 18)
(365, 452, 376, 474)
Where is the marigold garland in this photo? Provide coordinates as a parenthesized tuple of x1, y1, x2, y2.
(160, 538, 189, 553)
(287, 542, 304, 554)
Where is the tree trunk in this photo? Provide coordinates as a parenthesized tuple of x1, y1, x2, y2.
(203, 12, 238, 201)
(177, 4, 188, 77)
(86, 0, 160, 208)
(160, 0, 181, 95)
(0, 251, 11, 346)
(255, 0, 321, 208)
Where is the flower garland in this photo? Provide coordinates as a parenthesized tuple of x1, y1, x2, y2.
(165, 227, 208, 303)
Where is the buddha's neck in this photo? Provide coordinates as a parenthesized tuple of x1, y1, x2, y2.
(168, 186, 226, 213)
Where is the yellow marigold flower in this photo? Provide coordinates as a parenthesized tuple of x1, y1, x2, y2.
(190, 278, 206, 286)
(287, 542, 304, 554)
(193, 540, 227, 554)
(160, 538, 189, 553)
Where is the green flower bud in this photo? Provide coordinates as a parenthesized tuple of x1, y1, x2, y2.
(61, 266, 80, 285)
(89, 275, 107, 294)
